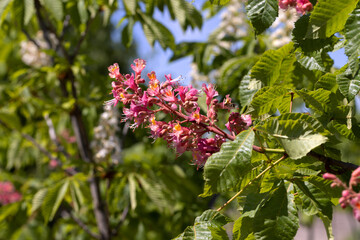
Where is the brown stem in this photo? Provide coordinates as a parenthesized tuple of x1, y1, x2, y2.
(289, 92, 294, 113)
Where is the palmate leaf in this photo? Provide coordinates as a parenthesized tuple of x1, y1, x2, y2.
(43, 0, 63, 21)
(296, 88, 338, 114)
(295, 51, 333, 72)
(173, 210, 231, 240)
(234, 182, 299, 240)
(253, 183, 299, 240)
(138, 11, 175, 50)
(294, 177, 333, 219)
(202, 129, 255, 196)
(246, 0, 278, 35)
(251, 43, 294, 86)
(209, 0, 230, 5)
(306, 0, 358, 39)
(344, 5, 360, 75)
(169, 0, 202, 30)
(41, 180, 70, 223)
(257, 113, 328, 159)
(336, 66, 360, 102)
(238, 72, 262, 106)
(249, 86, 289, 117)
(315, 73, 337, 92)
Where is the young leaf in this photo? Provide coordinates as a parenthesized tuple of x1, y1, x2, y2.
(128, 173, 137, 210)
(306, 0, 358, 39)
(209, 0, 230, 5)
(315, 73, 337, 92)
(246, 0, 278, 35)
(77, 0, 88, 24)
(202, 129, 255, 196)
(169, 0, 202, 30)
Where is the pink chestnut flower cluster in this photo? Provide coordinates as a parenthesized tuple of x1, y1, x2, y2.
(323, 168, 360, 221)
(106, 59, 252, 167)
(279, 0, 313, 15)
(0, 181, 22, 205)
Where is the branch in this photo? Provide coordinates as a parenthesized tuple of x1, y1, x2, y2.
(0, 119, 60, 162)
(44, 114, 72, 160)
(308, 151, 358, 174)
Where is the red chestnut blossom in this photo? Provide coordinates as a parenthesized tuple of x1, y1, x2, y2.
(106, 59, 252, 167)
(0, 181, 22, 205)
(279, 0, 313, 15)
(323, 167, 360, 222)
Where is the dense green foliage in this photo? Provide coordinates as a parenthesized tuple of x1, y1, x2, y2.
(0, 0, 360, 239)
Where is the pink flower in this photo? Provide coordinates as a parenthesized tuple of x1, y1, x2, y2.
(175, 86, 188, 102)
(124, 74, 138, 91)
(161, 86, 177, 103)
(202, 83, 218, 106)
(189, 107, 201, 123)
(225, 113, 252, 135)
(131, 59, 146, 76)
(108, 63, 123, 81)
(0, 182, 22, 205)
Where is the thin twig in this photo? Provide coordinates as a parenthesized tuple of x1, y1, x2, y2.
(63, 209, 101, 240)
(0, 119, 60, 162)
(21, 28, 41, 48)
(216, 154, 288, 212)
(44, 114, 72, 160)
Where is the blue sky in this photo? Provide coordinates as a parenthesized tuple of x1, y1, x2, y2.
(111, 0, 348, 81)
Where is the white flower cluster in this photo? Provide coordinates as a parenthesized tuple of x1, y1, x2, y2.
(269, 8, 299, 48)
(91, 106, 122, 164)
(20, 31, 56, 68)
(216, 0, 248, 50)
(190, 0, 248, 86)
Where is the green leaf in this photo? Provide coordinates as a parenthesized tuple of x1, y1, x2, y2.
(209, 0, 230, 5)
(293, 15, 338, 52)
(315, 73, 337, 92)
(202, 129, 255, 196)
(128, 174, 137, 210)
(336, 66, 360, 101)
(43, 0, 63, 21)
(251, 43, 294, 86)
(123, 0, 137, 15)
(42, 180, 70, 222)
(253, 183, 299, 240)
(23, 0, 34, 25)
(306, 0, 358, 39)
(257, 113, 328, 159)
(249, 86, 289, 117)
(344, 6, 360, 75)
(169, 0, 202, 30)
(138, 11, 175, 50)
(77, 0, 88, 24)
(327, 120, 360, 142)
(122, 18, 135, 47)
(239, 72, 262, 106)
(246, 0, 278, 35)
(294, 178, 333, 219)
(173, 210, 231, 240)
(296, 51, 333, 72)
(296, 89, 337, 114)
(31, 189, 48, 214)
(219, 56, 259, 92)
(232, 216, 255, 240)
